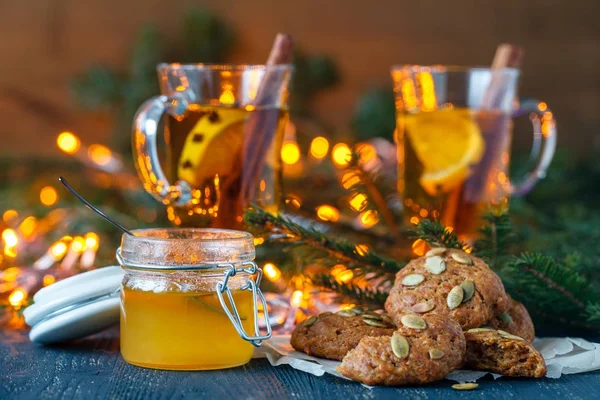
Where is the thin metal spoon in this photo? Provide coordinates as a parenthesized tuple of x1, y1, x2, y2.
(58, 177, 134, 236)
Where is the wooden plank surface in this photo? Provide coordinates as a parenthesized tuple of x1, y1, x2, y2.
(1, 327, 599, 400)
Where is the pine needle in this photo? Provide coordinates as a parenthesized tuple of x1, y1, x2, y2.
(411, 219, 465, 249)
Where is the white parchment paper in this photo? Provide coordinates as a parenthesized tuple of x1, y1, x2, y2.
(253, 335, 600, 385)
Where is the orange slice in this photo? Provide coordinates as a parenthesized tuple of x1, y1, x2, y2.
(404, 109, 484, 196)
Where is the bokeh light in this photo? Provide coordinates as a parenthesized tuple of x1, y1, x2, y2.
(316, 205, 340, 222)
(310, 136, 330, 159)
(56, 132, 81, 154)
(88, 145, 113, 166)
(331, 143, 352, 167)
(40, 186, 58, 206)
(281, 142, 301, 165)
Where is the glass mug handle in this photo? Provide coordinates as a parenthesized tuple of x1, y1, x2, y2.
(132, 94, 192, 207)
(510, 99, 557, 197)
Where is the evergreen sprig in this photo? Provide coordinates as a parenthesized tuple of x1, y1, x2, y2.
(244, 207, 403, 275)
(410, 219, 465, 249)
(310, 274, 389, 307)
(474, 211, 517, 269)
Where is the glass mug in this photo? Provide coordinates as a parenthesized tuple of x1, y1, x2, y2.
(391, 66, 557, 239)
(133, 64, 293, 229)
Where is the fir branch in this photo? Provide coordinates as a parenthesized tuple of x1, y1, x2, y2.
(411, 219, 465, 249)
(502, 252, 600, 327)
(587, 303, 600, 323)
(244, 207, 403, 274)
(474, 210, 516, 269)
(311, 274, 388, 307)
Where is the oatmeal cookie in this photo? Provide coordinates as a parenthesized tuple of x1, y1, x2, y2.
(291, 309, 396, 361)
(463, 329, 546, 378)
(338, 314, 465, 386)
(385, 249, 509, 329)
(484, 297, 535, 343)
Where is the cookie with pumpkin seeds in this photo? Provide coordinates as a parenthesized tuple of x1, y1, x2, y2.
(463, 329, 546, 377)
(483, 296, 535, 343)
(291, 309, 396, 361)
(385, 249, 509, 330)
(337, 314, 465, 386)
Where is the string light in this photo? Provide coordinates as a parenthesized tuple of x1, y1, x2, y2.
(331, 264, 354, 284)
(309, 136, 330, 159)
(291, 290, 303, 308)
(356, 143, 377, 164)
(2, 229, 18, 247)
(84, 232, 100, 250)
(341, 171, 360, 189)
(355, 244, 370, 256)
(40, 186, 58, 206)
(8, 288, 27, 308)
(316, 205, 340, 222)
(71, 236, 86, 253)
(56, 132, 81, 154)
(349, 193, 368, 212)
(43, 275, 56, 287)
(263, 263, 281, 281)
(2, 209, 18, 223)
(1, 267, 20, 282)
(359, 210, 380, 228)
(281, 142, 301, 165)
(412, 239, 427, 256)
(88, 145, 113, 166)
(18, 217, 37, 238)
(50, 242, 68, 259)
(331, 143, 352, 167)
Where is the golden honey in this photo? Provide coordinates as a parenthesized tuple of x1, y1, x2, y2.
(120, 287, 255, 370)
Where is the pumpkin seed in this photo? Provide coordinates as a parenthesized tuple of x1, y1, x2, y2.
(467, 327, 495, 333)
(336, 309, 356, 317)
(425, 256, 446, 275)
(460, 279, 475, 302)
(381, 314, 395, 326)
(351, 307, 364, 315)
(451, 252, 473, 265)
(497, 330, 524, 340)
(426, 247, 446, 257)
(391, 332, 409, 359)
(304, 316, 317, 327)
(363, 318, 387, 328)
(411, 301, 435, 313)
(402, 273, 425, 286)
(497, 312, 513, 324)
(401, 314, 427, 330)
(362, 313, 384, 322)
(452, 383, 478, 390)
(447, 286, 464, 309)
(429, 348, 445, 360)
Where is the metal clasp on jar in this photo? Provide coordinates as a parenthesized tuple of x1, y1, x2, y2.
(216, 261, 272, 347)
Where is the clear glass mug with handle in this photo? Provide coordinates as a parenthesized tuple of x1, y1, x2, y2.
(132, 63, 293, 228)
(391, 65, 557, 240)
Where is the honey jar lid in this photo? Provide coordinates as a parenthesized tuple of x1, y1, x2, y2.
(23, 266, 123, 345)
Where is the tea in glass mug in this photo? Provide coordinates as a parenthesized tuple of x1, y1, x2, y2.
(391, 66, 557, 239)
(133, 64, 292, 228)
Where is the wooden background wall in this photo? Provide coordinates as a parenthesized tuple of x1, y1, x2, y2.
(1, 0, 599, 158)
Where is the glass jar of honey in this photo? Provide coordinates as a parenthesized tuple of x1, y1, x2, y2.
(116, 228, 271, 370)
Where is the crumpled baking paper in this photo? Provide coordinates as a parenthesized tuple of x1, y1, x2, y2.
(253, 335, 600, 385)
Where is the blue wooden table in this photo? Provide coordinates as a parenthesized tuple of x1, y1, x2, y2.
(1, 327, 599, 399)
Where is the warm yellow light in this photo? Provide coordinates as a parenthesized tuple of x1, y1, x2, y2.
(285, 195, 302, 209)
(410, 216, 420, 225)
(310, 136, 330, 159)
(263, 263, 281, 281)
(2, 209, 18, 223)
(88, 144, 113, 166)
(331, 143, 352, 167)
(9, 287, 27, 307)
(4, 246, 17, 258)
(356, 143, 377, 164)
(316, 205, 340, 222)
(412, 239, 427, 256)
(291, 290, 303, 308)
(43, 274, 56, 287)
(18, 216, 37, 238)
(71, 236, 86, 253)
(2, 229, 18, 247)
(50, 242, 68, 259)
(331, 264, 354, 284)
(254, 237, 265, 246)
(355, 244, 370, 256)
(416, 71, 437, 111)
(57, 132, 81, 154)
(341, 171, 361, 189)
(84, 232, 100, 250)
(219, 83, 235, 104)
(419, 209, 429, 218)
(349, 193, 368, 212)
(340, 303, 356, 310)
(538, 102, 547, 112)
(281, 142, 301, 165)
(40, 186, 58, 206)
(359, 210, 380, 228)
(1, 267, 20, 282)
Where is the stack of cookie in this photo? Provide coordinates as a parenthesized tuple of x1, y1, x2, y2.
(291, 248, 547, 386)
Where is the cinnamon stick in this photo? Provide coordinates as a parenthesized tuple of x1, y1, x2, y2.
(215, 33, 294, 228)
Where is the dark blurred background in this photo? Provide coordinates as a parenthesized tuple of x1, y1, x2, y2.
(1, 0, 599, 157)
